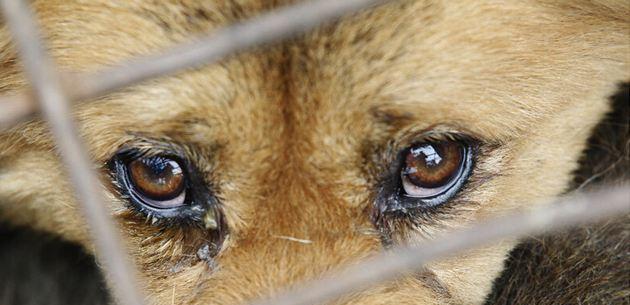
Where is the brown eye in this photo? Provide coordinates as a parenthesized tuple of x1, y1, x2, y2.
(401, 141, 468, 198)
(127, 156, 186, 208)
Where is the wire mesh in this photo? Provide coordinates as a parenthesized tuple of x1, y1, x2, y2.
(0, 0, 387, 131)
(245, 186, 630, 305)
(0, 1, 628, 305)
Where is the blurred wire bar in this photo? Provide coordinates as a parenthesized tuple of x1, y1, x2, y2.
(0, 0, 387, 131)
(0, 1, 144, 305)
(246, 186, 630, 305)
(0, 1, 628, 305)
(0, 1, 392, 304)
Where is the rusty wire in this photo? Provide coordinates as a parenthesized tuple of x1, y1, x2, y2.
(0, 1, 628, 305)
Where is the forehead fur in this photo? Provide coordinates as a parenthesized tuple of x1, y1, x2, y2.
(4, 0, 622, 148)
(0, 1, 628, 305)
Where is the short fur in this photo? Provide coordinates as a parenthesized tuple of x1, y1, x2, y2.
(0, 1, 628, 305)
(486, 84, 630, 305)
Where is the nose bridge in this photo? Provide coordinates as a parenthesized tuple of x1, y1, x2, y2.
(271, 166, 377, 247)
(245, 161, 379, 259)
(203, 162, 381, 304)
(212, 228, 380, 305)
(198, 60, 385, 302)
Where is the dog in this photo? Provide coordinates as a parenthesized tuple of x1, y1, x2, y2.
(0, 1, 628, 304)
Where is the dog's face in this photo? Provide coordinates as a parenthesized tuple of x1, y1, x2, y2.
(0, 1, 628, 304)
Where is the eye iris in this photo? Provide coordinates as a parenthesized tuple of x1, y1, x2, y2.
(129, 157, 185, 200)
(403, 142, 463, 189)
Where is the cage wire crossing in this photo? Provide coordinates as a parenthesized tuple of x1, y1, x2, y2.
(0, 1, 628, 305)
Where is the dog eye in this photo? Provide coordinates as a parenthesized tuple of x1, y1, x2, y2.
(373, 137, 474, 220)
(126, 156, 187, 209)
(386, 138, 473, 211)
(111, 153, 190, 212)
(110, 144, 225, 231)
(372, 137, 474, 224)
(401, 141, 467, 198)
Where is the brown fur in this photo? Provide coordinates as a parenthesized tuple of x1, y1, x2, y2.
(0, 1, 628, 304)
(486, 83, 630, 305)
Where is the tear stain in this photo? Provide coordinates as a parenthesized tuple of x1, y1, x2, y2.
(203, 209, 218, 230)
(167, 242, 219, 274)
(169, 260, 187, 273)
(196, 244, 211, 260)
(196, 243, 218, 269)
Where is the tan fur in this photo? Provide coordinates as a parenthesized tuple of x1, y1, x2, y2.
(0, 1, 628, 304)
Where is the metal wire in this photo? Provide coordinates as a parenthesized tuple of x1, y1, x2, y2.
(246, 185, 630, 305)
(0, 1, 628, 305)
(0, 1, 144, 305)
(0, 0, 388, 131)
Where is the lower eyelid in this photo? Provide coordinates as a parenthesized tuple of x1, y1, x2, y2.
(133, 188, 187, 209)
(400, 177, 451, 198)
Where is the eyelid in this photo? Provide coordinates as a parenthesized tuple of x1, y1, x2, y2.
(115, 143, 187, 162)
(391, 126, 478, 153)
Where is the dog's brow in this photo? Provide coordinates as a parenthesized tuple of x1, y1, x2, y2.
(414, 268, 451, 299)
(370, 107, 416, 127)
